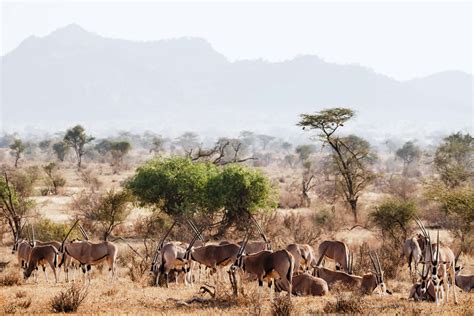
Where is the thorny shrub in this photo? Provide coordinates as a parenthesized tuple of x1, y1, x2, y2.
(50, 284, 88, 313)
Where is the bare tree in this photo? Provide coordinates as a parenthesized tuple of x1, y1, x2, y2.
(0, 169, 32, 247)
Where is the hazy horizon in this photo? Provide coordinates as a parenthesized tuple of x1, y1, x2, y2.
(1, 2, 473, 143)
(2, 1, 472, 81)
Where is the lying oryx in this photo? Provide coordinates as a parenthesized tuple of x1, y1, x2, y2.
(409, 261, 436, 302)
(229, 234, 294, 301)
(455, 251, 474, 292)
(24, 245, 59, 283)
(275, 273, 328, 296)
(313, 247, 389, 295)
(317, 240, 350, 272)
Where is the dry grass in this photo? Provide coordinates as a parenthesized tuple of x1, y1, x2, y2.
(0, 160, 473, 314)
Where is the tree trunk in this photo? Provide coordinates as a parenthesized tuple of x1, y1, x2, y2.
(349, 199, 358, 223)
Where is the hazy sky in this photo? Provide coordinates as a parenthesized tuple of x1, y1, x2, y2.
(1, 0, 473, 80)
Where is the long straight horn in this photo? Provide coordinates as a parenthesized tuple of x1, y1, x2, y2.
(251, 215, 269, 243)
(428, 233, 434, 263)
(435, 230, 440, 263)
(237, 231, 250, 258)
(78, 224, 89, 240)
(61, 220, 79, 252)
(316, 246, 328, 267)
(455, 249, 462, 265)
(414, 216, 428, 238)
(188, 219, 204, 241)
(375, 252, 383, 277)
(31, 224, 36, 247)
(185, 224, 206, 253)
(368, 251, 378, 274)
(159, 221, 176, 250)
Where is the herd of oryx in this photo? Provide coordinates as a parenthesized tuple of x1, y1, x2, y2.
(10, 216, 473, 305)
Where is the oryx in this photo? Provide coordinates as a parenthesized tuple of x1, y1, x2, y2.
(286, 243, 316, 273)
(415, 218, 458, 304)
(401, 235, 423, 278)
(150, 221, 177, 285)
(24, 245, 59, 283)
(454, 251, 474, 292)
(275, 273, 328, 296)
(313, 246, 362, 290)
(409, 260, 436, 302)
(317, 240, 350, 272)
(229, 234, 294, 301)
(58, 220, 118, 283)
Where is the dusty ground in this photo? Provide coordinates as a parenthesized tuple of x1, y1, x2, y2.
(0, 160, 473, 314)
(1, 245, 473, 315)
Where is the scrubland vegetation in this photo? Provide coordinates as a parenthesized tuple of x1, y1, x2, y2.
(0, 107, 472, 314)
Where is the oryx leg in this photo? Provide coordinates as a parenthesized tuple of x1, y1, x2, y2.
(48, 260, 58, 283)
(269, 279, 274, 302)
(43, 266, 49, 283)
(450, 267, 458, 304)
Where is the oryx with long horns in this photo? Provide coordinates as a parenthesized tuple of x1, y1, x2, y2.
(58, 220, 118, 283)
(414, 217, 458, 304)
(229, 232, 294, 301)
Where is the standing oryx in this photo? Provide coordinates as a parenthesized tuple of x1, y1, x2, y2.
(151, 221, 177, 286)
(286, 243, 316, 273)
(58, 220, 118, 283)
(24, 245, 59, 283)
(317, 240, 350, 272)
(415, 217, 458, 305)
(229, 234, 294, 301)
(401, 235, 424, 278)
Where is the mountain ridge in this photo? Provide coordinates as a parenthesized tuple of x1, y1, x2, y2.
(1, 24, 472, 139)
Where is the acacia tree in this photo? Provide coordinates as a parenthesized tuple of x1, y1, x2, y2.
(207, 164, 276, 236)
(10, 139, 26, 168)
(43, 162, 66, 195)
(95, 190, 132, 241)
(126, 157, 218, 217)
(434, 132, 473, 188)
(396, 141, 421, 176)
(257, 134, 275, 150)
(298, 108, 376, 222)
(95, 140, 131, 172)
(63, 125, 94, 168)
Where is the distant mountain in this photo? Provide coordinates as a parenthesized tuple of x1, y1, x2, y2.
(1, 24, 473, 140)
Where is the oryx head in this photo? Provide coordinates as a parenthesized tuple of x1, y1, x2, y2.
(369, 251, 386, 294)
(418, 259, 431, 295)
(229, 231, 250, 274)
(414, 216, 430, 255)
(429, 231, 441, 286)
